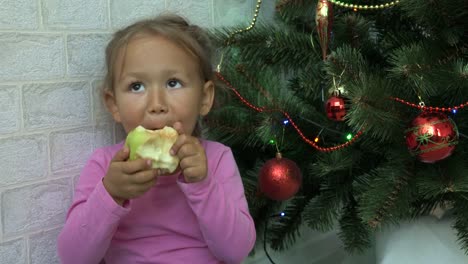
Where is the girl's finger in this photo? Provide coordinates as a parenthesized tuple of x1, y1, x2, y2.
(170, 133, 188, 156)
(172, 121, 185, 135)
(111, 146, 129, 162)
(134, 178, 158, 195)
(179, 155, 202, 170)
(177, 143, 200, 159)
(122, 158, 152, 173)
(131, 169, 159, 184)
(182, 167, 203, 182)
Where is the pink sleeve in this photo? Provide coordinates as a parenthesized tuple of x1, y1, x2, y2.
(177, 146, 256, 264)
(57, 149, 130, 264)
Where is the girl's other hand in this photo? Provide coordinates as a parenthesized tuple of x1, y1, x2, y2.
(170, 122, 208, 183)
(103, 146, 159, 205)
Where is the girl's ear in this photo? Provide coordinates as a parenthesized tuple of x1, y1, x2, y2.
(199, 80, 215, 116)
(104, 89, 122, 123)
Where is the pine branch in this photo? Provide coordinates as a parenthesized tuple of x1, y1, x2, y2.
(303, 186, 342, 232)
(268, 195, 310, 251)
(346, 74, 404, 142)
(338, 201, 372, 253)
(276, 0, 317, 25)
(326, 45, 368, 82)
(207, 0, 468, 256)
(310, 149, 355, 178)
(333, 14, 379, 53)
(213, 24, 322, 72)
(453, 195, 468, 253)
(399, 0, 468, 45)
(357, 162, 412, 228)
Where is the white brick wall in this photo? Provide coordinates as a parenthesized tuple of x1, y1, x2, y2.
(2, 178, 72, 237)
(0, 86, 20, 134)
(29, 228, 62, 264)
(42, 0, 108, 30)
(0, 33, 65, 81)
(0, 0, 39, 30)
(67, 34, 111, 76)
(0, 0, 274, 263)
(0, 135, 48, 186)
(23, 82, 91, 129)
(0, 238, 26, 264)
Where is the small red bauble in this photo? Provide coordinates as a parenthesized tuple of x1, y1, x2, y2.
(325, 96, 346, 121)
(258, 153, 302, 201)
(405, 112, 459, 163)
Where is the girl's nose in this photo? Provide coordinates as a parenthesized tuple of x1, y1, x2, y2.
(147, 89, 168, 114)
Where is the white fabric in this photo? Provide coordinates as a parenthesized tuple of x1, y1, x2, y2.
(243, 216, 468, 264)
(376, 216, 468, 264)
(243, 225, 374, 264)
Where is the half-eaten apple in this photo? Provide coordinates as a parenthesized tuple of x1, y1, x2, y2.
(125, 126, 180, 174)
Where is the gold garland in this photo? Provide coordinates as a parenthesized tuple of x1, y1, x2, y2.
(224, 0, 263, 46)
(329, 0, 400, 10)
(218, 0, 263, 71)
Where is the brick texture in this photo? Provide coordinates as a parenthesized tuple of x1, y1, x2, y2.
(0, 0, 39, 30)
(42, 0, 108, 30)
(29, 228, 62, 264)
(0, 1, 259, 263)
(67, 34, 110, 76)
(23, 82, 91, 129)
(0, 86, 20, 134)
(2, 179, 72, 237)
(110, 0, 166, 29)
(0, 239, 26, 264)
(50, 127, 94, 173)
(0, 135, 48, 187)
(0, 34, 65, 81)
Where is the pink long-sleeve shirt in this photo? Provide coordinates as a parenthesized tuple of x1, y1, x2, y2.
(57, 140, 256, 264)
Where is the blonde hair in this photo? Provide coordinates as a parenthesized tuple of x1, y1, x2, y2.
(103, 13, 214, 136)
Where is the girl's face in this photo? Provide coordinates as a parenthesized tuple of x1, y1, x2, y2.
(105, 34, 214, 135)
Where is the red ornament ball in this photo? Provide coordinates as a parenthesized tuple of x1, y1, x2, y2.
(325, 96, 346, 121)
(258, 153, 302, 201)
(405, 112, 459, 163)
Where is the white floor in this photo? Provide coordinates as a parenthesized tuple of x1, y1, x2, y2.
(244, 216, 468, 264)
(376, 216, 468, 264)
(243, 225, 374, 264)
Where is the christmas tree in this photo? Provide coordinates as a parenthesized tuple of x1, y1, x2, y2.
(207, 0, 468, 254)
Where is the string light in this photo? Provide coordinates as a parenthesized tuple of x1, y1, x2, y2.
(215, 71, 364, 152)
(269, 139, 276, 145)
(280, 212, 285, 217)
(346, 133, 353, 140)
(216, 0, 367, 153)
(314, 128, 324, 143)
(452, 109, 458, 114)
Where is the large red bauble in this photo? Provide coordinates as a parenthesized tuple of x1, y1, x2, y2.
(258, 153, 302, 201)
(325, 96, 346, 121)
(405, 112, 459, 163)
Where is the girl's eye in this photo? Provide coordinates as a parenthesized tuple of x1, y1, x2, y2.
(130, 82, 145, 93)
(166, 79, 182, 89)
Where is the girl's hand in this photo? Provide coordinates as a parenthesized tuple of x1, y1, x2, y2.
(170, 122, 208, 183)
(103, 146, 159, 205)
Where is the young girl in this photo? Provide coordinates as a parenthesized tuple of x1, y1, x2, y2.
(57, 14, 256, 264)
